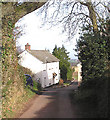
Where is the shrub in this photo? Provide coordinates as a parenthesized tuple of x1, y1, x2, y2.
(32, 80, 42, 91)
(67, 68, 73, 80)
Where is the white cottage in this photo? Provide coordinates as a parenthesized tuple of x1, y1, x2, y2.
(18, 43, 60, 88)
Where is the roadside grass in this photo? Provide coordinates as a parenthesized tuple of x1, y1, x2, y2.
(13, 88, 36, 118)
(63, 82, 70, 86)
(12, 81, 43, 118)
(63, 81, 70, 85)
(8, 84, 42, 118)
(27, 80, 42, 95)
(63, 80, 72, 87)
(12, 79, 43, 118)
(2, 73, 42, 118)
(2, 87, 36, 118)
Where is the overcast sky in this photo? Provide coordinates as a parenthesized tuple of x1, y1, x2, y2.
(15, 4, 79, 59)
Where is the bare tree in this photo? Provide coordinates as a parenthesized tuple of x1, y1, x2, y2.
(40, 0, 110, 39)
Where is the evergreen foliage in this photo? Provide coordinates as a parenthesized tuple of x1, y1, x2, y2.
(75, 22, 109, 117)
(1, 2, 45, 118)
(52, 45, 73, 81)
(76, 32, 108, 84)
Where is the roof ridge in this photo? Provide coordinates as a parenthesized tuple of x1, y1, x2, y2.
(26, 50, 60, 63)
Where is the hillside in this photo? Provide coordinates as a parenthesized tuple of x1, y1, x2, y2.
(69, 59, 79, 66)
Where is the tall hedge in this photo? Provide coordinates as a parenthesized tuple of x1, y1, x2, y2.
(76, 23, 109, 117)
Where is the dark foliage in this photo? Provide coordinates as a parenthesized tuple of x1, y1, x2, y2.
(52, 45, 73, 81)
(75, 21, 109, 118)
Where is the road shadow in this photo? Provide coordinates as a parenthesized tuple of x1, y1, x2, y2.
(20, 82, 80, 118)
(32, 83, 79, 118)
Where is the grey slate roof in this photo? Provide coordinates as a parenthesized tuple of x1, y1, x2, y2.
(28, 50, 60, 63)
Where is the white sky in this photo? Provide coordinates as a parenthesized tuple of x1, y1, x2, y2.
(15, 5, 79, 59)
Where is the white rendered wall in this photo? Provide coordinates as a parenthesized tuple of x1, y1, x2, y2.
(18, 51, 43, 74)
(41, 62, 60, 88)
(77, 63, 82, 84)
(18, 51, 60, 88)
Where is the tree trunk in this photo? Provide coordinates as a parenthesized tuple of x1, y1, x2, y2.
(80, 1, 98, 32)
(86, 2, 98, 32)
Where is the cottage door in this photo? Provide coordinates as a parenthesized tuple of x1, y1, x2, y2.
(53, 72, 57, 84)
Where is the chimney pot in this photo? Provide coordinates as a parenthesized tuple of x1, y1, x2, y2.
(25, 43, 31, 50)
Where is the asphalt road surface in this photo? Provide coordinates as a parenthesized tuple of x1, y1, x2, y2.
(20, 82, 80, 118)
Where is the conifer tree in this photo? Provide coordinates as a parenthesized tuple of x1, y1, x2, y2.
(52, 45, 72, 81)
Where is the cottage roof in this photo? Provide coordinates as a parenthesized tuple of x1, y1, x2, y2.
(28, 50, 60, 63)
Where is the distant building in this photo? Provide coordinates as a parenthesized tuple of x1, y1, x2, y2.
(71, 61, 82, 86)
(77, 63, 82, 86)
(18, 43, 60, 88)
(69, 59, 79, 67)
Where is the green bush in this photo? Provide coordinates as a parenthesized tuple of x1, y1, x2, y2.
(25, 80, 42, 93)
(32, 81, 39, 91)
(67, 68, 73, 80)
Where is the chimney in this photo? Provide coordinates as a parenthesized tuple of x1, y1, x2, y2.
(25, 43, 31, 50)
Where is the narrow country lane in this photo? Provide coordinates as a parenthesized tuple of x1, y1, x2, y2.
(20, 82, 80, 118)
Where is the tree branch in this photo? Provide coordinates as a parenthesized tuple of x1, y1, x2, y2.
(79, 1, 88, 6)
